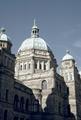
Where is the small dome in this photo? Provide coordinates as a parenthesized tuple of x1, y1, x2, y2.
(0, 28, 11, 42)
(18, 21, 50, 52)
(62, 50, 74, 61)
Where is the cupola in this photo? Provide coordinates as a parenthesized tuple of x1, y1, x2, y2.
(0, 28, 12, 52)
(18, 20, 51, 52)
(62, 50, 74, 61)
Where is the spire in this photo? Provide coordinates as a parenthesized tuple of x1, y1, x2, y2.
(66, 50, 70, 54)
(34, 19, 36, 26)
(31, 19, 39, 38)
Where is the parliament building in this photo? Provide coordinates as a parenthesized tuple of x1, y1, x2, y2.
(0, 21, 81, 120)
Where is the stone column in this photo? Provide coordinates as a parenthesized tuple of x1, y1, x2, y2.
(31, 58, 34, 73)
(26, 62, 29, 70)
(41, 61, 44, 70)
(47, 60, 50, 70)
(37, 60, 39, 69)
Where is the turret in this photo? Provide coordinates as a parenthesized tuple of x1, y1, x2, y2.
(60, 50, 75, 82)
(60, 50, 79, 119)
(0, 28, 12, 53)
(0, 28, 15, 77)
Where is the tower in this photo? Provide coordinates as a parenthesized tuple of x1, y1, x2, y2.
(15, 22, 70, 120)
(60, 50, 81, 120)
(15, 21, 57, 109)
(0, 28, 15, 120)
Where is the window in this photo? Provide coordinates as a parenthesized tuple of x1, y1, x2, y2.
(39, 63, 42, 69)
(28, 63, 30, 69)
(33, 100, 39, 112)
(25, 99, 29, 111)
(56, 82, 58, 90)
(67, 87, 69, 95)
(14, 95, 19, 110)
(24, 64, 26, 70)
(20, 64, 23, 70)
(67, 104, 70, 114)
(65, 73, 68, 80)
(35, 62, 37, 69)
(14, 117, 18, 120)
(20, 118, 24, 120)
(58, 102, 61, 114)
(20, 97, 24, 111)
(5, 89, 9, 101)
(44, 64, 46, 70)
(69, 72, 73, 80)
(41, 80, 47, 90)
(4, 110, 7, 120)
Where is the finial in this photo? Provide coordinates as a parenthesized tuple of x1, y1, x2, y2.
(31, 20, 39, 37)
(0, 27, 6, 33)
(34, 19, 36, 26)
(66, 50, 70, 54)
(32, 19, 38, 29)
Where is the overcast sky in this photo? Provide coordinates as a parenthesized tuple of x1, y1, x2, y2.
(0, 0, 81, 70)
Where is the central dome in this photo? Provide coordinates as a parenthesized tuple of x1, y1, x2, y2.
(18, 20, 50, 52)
(18, 37, 49, 52)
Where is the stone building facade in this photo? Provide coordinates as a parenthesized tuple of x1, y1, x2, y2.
(0, 22, 81, 120)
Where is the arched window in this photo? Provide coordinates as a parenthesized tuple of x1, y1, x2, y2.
(58, 102, 61, 114)
(24, 64, 26, 70)
(20, 97, 24, 111)
(69, 72, 73, 80)
(41, 80, 47, 90)
(65, 73, 68, 80)
(35, 62, 37, 69)
(39, 63, 42, 69)
(5, 89, 9, 101)
(4, 110, 7, 120)
(28, 63, 30, 69)
(13, 117, 18, 120)
(20, 64, 23, 70)
(33, 100, 39, 112)
(25, 99, 29, 112)
(14, 95, 19, 110)
(44, 63, 46, 70)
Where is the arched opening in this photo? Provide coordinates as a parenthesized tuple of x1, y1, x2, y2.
(33, 100, 39, 112)
(20, 64, 23, 70)
(20, 97, 24, 111)
(4, 110, 7, 120)
(24, 64, 26, 70)
(13, 116, 18, 120)
(44, 63, 46, 70)
(28, 63, 30, 69)
(35, 62, 37, 69)
(41, 80, 47, 90)
(14, 94, 19, 110)
(39, 63, 42, 69)
(25, 98, 29, 112)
